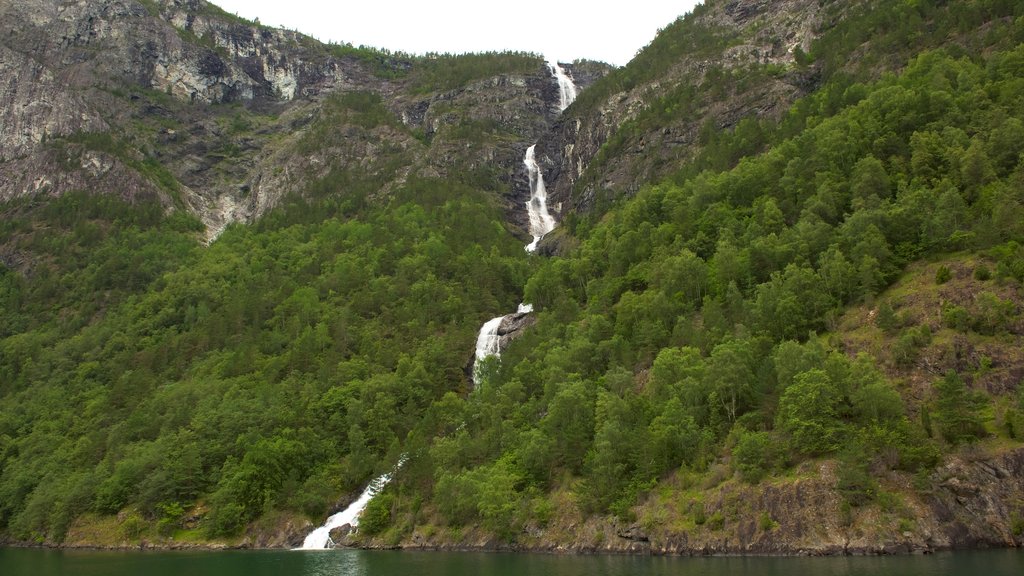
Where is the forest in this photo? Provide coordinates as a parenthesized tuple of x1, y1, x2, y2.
(1, 0, 1024, 547)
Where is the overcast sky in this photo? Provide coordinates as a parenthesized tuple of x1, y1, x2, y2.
(210, 1, 703, 66)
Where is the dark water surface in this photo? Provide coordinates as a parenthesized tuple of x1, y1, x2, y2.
(1, 547, 1022, 576)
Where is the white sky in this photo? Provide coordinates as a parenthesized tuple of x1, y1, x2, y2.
(209, 1, 703, 66)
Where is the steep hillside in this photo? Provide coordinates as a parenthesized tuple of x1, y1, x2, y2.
(0, 0, 605, 242)
(2, 0, 1024, 555)
(361, 1, 1024, 554)
(532, 0, 1024, 252)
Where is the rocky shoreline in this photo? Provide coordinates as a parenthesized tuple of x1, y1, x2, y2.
(5, 448, 1022, 557)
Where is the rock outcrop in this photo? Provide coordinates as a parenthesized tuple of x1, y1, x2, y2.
(381, 448, 1024, 556)
(532, 0, 824, 225)
(0, 0, 607, 243)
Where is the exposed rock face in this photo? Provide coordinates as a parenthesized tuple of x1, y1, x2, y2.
(0, 0, 609, 243)
(534, 0, 824, 223)
(328, 524, 353, 544)
(0, 45, 108, 162)
(387, 448, 1024, 556)
(245, 516, 314, 549)
(1, 0, 364, 222)
(496, 311, 537, 350)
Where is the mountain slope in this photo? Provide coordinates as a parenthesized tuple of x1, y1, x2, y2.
(0, 0, 605, 242)
(2, 0, 1024, 554)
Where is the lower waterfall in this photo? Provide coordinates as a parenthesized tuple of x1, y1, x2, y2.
(299, 459, 404, 549)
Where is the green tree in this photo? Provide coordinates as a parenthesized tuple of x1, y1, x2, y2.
(776, 369, 843, 455)
(733, 430, 777, 483)
(932, 371, 987, 444)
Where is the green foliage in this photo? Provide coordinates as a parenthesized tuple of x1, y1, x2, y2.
(732, 430, 777, 483)
(932, 371, 988, 444)
(892, 325, 932, 367)
(409, 52, 541, 94)
(941, 303, 972, 332)
(935, 265, 952, 284)
(706, 511, 725, 531)
(776, 369, 843, 456)
(758, 511, 778, 532)
(120, 512, 147, 540)
(4, 0, 1024, 544)
(1012, 513, 1024, 537)
(358, 493, 392, 536)
(156, 501, 185, 536)
(0, 171, 529, 539)
(837, 462, 877, 508)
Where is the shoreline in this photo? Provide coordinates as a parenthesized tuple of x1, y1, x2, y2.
(1, 537, 1018, 557)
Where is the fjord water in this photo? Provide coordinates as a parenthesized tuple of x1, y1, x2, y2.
(2, 548, 1023, 576)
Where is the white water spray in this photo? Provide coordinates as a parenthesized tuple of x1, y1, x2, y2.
(299, 458, 405, 549)
(523, 62, 578, 253)
(524, 144, 557, 253)
(548, 62, 578, 112)
(472, 304, 534, 387)
(473, 315, 505, 386)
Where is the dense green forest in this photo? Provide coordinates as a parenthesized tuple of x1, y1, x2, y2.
(0, 181, 529, 539)
(416, 45, 1024, 531)
(1, 0, 1024, 547)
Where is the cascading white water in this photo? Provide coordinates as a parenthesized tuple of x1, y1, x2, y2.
(473, 61, 579, 381)
(472, 304, 536, 386)
(524, 144, 557, 253)
(473, 315, 505, 386)
(523, 61, 578, 253)
(300, 458, 405, 549)
(548, 62, 578, 112)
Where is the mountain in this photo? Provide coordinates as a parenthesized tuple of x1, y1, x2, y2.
(0, 0, 606, 241)
(2, 0, 1024, 554)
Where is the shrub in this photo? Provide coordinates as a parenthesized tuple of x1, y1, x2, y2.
(875, 301, 900, 333)
(204, 503, 246, 537)
(973, 264, 992, 281)
(933, 371, 987, 444)
(733, 430, 777, 483)
(892, 325, 932, 367)
(941, 303, 971, 332)
(1012, 514, 1024, 537)
(120, 512, 148, 540)
(156, 502, 185, 537)
(935, 265, 952, 284)
(706, 511, 725, 531)
(358, 493, 392, 536)
(692, 501, 707, 525)
(837, 463, 876, 507)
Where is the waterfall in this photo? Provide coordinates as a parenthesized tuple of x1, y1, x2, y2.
(473, 61, 579, 381)
(473, 315, 505, 386)
(472, 304, 535, 387)
(524, 144, 557, 253)
(548, 62, 578, 112)
(299, 458, 405, 549)
(524, 61, 578, 253)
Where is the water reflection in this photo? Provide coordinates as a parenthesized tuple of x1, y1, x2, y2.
(1, 547, 1022, 576)
(298, 550, 368, 576)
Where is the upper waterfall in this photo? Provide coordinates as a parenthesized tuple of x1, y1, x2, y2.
(524, 145, 557, 253)
(548, 62, 578, 111)
(523, 62, 578, 253)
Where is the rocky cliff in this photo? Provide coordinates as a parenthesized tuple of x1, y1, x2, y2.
(0, 0, 606, 242)
(355, 447, 1024, 556)
(521, 0, 821, 241)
